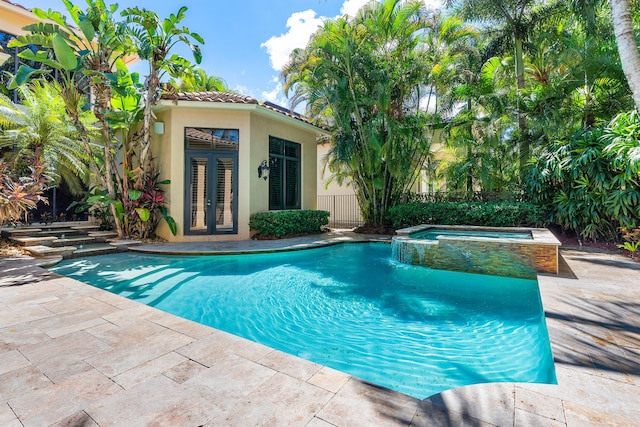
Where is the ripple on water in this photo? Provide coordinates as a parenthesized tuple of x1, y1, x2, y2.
(50, 243, 556, 398)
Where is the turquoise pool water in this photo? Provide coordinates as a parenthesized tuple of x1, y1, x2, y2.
(411, 229, 532, 240)
(50, 243, 556, 398)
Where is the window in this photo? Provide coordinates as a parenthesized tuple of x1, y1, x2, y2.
(269, 136, 301, 210)
(1, 30, 63, 104)
(185, 127, 239, 151)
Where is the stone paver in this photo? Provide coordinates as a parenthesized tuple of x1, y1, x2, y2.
(0, 233, 638, 426)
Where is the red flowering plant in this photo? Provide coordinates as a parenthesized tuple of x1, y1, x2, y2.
(123, 167, 176, 239)
(0, 159, 49, 226)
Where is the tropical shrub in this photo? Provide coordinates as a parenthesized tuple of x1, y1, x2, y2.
(387, 201, 546, 229)
(526, 111, 640, 240)
(281, 0, 435, 226)
(249, 210, 330, 238)
(0, 159, 49, 225)
(618, 227, 640, 258)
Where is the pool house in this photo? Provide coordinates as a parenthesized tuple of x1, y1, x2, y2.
(152, 92, 329, 242)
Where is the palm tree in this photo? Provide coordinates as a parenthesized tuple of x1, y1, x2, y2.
(0, 81, 91, 193)
(609, 0, 640, 112)
(122, 6, 204, 172)
(9, 0, 131, 236)
(283, 0, 433, 226)
(169, 67, 228, 93)
(444, 0, 564, 179)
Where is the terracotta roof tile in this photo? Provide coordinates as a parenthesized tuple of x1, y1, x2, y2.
(0, 0, 31, 12)
(261, 101, 314, 126)
(162, 91, 319, 128)
(163, 91, 259, 104)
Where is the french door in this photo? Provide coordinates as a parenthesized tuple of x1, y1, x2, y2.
(185, 152, 237, 235)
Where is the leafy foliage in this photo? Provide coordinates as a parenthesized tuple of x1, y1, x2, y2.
(8, 1, 203, 239)
(282, 0, 434, 226)
(387, 201, 547, 230)
(526, 111, 640, 240)
(618, 227, 640, 258)
(249, 210, 330, 239)
(0, 159, 49, 225)
(0, 82, 91, 194)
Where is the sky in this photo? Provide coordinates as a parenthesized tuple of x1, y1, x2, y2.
(15, 0, 443, 107)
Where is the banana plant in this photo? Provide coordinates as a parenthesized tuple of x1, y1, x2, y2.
(121, 6, 204, 173)
(8, 0, 130, 237)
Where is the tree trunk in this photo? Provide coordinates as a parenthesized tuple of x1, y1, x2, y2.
(610, 0, 640, 113)
(514, 36, 530, 181)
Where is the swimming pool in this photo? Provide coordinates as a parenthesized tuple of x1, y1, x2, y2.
(50, 243, 556, 398)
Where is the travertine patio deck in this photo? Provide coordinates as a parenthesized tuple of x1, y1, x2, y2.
(0, 232, 639, 426)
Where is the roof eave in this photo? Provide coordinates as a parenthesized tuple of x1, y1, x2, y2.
(155, 99, 329, 135)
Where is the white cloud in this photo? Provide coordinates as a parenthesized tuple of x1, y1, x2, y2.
(422, 0, 443, 11)
(261, 76, 289, 106)
(340, 0, 371, 17)
(260, 9, 324, 72)
(260, 0, 444, 102)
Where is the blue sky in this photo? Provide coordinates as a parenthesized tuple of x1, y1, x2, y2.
(16, 0, 442, 106)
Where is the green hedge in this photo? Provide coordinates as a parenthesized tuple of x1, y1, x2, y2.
(387, 201, 548, 229)
(249, 210, 330, 238)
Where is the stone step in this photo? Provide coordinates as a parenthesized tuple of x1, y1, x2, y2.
(108, 239, 143, 252)
(88, 231, 118, 242)
(37, 221, 95, 230)
(67, 243, 117, 259)
(52, 236, 96, 247)
(1, 228, 42, 237)
(10, 236, 57, 247)
(25, 245, 77, 258)
(70, 224, 101, 232)
(37, 229, 87, 237)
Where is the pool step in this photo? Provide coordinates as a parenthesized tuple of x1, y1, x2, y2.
(25, 245, 77, 258)
(66, 243, 118, 258)
(108, 239, 143, 251)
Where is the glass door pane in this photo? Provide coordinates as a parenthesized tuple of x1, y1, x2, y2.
(188, 156, 209, 232)
(215, 157, 235, 232)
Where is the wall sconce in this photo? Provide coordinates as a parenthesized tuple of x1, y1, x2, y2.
(153, 121, 165, 135)
(258, 160, 270, 180)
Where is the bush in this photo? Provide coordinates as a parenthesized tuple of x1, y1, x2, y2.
(526, 111, 640, 240)
(386, 201, 547, 229)
(249, 210, 330, 238)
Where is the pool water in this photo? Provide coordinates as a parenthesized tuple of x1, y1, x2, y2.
(411, 229, 532, 240)
(51, 243, 556, 398)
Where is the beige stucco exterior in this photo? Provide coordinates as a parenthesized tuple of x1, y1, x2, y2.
(153, 100, 326, 242)
(0, 2, 40, 37)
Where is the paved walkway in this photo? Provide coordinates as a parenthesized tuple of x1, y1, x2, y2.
(0, 233, 639, 426)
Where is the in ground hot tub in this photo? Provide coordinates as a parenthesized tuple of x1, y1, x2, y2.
(392, 225, 561, 279)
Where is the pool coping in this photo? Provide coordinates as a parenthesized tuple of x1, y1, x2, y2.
(1, 232, 639, 426)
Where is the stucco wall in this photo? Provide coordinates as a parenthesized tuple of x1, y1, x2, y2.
(317, 142, 355, 196)
(152, 102, 320, 242)
(250, 111, 318, 213)
(0, 3, 39, 37)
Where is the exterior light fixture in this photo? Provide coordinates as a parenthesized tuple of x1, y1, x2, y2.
(258, 160, 270, 180)
(153, 121, 165, 135)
